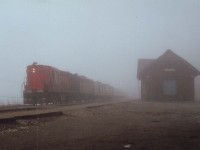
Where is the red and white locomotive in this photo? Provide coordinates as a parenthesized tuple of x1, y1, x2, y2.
(23, 63, 115, 104)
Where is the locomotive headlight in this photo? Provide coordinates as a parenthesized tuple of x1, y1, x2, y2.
(32, 68, 36, 73)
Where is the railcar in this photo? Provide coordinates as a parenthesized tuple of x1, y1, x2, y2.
(23, 63, 116, 105)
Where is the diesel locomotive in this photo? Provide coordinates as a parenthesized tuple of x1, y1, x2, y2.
(23, 63, 117, 104)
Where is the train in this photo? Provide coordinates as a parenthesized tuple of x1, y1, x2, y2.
(23, 63, 121, 105)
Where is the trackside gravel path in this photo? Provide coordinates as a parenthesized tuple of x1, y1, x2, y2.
(0, 99, 200, 150)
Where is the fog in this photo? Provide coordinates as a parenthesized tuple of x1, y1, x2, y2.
(0, 0, 200, 103)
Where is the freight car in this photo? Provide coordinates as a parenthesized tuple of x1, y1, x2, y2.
(23, 63, 117, 105)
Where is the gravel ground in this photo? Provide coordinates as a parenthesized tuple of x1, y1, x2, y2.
(0, 100, 200, 150)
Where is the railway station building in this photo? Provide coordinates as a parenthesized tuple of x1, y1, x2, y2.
(137, 49, 200, 101)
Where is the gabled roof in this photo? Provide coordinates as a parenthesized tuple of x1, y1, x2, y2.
(158, 49, 200, 74)
(137, 49, 200, 80)
(158, 49, 186, 62)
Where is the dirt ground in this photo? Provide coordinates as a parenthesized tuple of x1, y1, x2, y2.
(0, 99, 200, 150)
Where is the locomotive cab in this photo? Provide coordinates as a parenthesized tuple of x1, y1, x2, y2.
(23, 64, 52, 104)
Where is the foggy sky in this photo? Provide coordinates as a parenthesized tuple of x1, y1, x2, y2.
(0, 0, 200, 103)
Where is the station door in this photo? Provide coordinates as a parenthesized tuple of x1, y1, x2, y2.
(163, 79, 177, 96)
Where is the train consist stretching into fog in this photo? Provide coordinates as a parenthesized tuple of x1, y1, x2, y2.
(23, 63, 122, 105)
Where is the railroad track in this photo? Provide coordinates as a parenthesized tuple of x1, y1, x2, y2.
(0, 99, 105, 113)
(0, 99, 126, 124)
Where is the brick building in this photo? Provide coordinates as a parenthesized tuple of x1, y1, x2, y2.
(137, 49, 200, 101)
